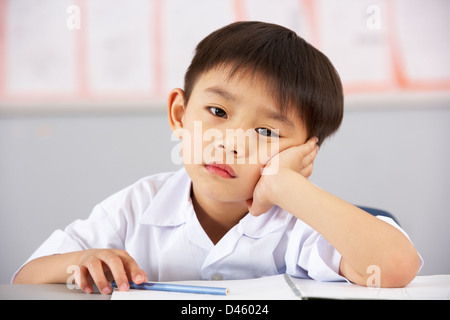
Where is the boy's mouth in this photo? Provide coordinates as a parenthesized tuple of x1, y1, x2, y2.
(204, 162, 237, 179)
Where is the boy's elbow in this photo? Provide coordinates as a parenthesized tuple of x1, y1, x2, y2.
(381, 250, 421, 288)
(12, 268, 27, 284)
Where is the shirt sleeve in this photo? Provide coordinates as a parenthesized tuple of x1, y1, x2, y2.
(285, 215, 423, 282)
(11, 203, 124, 282)
(285, 219, 346, 282)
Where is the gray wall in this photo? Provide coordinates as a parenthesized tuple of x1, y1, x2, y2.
(1, 103, 449, 283)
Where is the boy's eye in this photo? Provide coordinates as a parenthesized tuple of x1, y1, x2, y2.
(255, 128, 279, 138)
(208, 107, 228, 119)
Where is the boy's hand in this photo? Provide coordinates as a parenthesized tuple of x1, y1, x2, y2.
(74, 249, 147, 294)
(246, 137, 319, 216)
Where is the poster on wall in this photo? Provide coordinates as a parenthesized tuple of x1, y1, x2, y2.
(0, 0, 449, 110)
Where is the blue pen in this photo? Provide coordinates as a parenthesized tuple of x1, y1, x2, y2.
(111, 281, 229, 296)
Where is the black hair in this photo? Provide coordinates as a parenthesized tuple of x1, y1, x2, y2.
(184, 21, 343, 145)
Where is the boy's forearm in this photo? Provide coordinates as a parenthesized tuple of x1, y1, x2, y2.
(271, 169, 420, 287)
(13, 251, 82, 284)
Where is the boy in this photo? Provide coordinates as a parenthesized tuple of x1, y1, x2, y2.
(14, 21, 421, 293)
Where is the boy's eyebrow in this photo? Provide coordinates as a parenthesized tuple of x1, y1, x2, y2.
(263, 109, 295, 128)
(204, 86, 238, 102)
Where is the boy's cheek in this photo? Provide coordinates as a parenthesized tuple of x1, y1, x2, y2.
(253, 139, 280, 165)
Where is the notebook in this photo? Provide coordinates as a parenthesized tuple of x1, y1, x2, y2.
(293, 275, 450, 300)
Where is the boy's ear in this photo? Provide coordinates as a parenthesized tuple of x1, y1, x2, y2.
(167, 88, 186, 137)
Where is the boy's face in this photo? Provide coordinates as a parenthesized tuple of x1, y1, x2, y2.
(169, 66, 307, 212)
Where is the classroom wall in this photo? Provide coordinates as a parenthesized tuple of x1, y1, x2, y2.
(1, 102, 449, 283)
(1, 0, 450, 284)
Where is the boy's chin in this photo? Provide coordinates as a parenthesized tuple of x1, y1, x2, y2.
(194, 179, 255, 203)
(200, 186, 253, 204)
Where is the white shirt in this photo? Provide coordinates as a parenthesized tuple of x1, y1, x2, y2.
(17, 168, 415, 282)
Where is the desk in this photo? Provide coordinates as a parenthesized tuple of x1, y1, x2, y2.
(1, 275, 449, 300)
(0, 284, 109, 300)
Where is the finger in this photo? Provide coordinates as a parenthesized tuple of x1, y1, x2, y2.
(300, 162, 314, 179)
(302, 144, 319, 166)
(305, 137, 319, 153)
(308, 136, 319, 145)
(119, 251, 148, 284)
(86, 258, 111, 295)
(294, 137, 319, 159)
(300, 136, 318, 148)
(78, 266, 93, 294)
(101, 252, 130, 291)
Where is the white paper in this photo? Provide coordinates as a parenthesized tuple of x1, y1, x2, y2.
(244, 0, 306, 36)
(394, 0, 450, 82)
(6, 0, 77, 94)
(87, 0, 154, 94)
(3, 0, 449, 108)
(111, 274, 301, 300)
(162, 0, 236, 94)
(315, 0, 395, 87)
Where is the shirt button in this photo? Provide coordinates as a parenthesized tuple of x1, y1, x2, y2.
(211, 273, 223, 280)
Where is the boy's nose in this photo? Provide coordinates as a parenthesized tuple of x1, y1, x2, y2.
(218, 143, 238, 156)
(209, 128, 256, 162)
(213, 132, 245, 159)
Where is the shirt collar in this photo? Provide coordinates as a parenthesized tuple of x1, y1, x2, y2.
(139, 168, 192, 226)
(139, 167, 293, 238)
